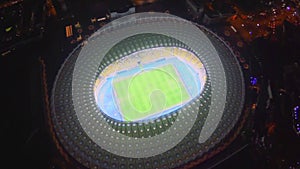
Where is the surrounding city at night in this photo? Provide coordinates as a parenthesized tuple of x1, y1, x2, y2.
(1, 0, 300, 169)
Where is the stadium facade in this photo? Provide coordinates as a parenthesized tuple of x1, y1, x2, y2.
(50, 12, 253, 169)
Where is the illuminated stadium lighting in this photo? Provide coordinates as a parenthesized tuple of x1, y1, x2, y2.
(50, 12, 253, 168)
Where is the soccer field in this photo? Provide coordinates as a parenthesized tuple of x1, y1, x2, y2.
(113, 64, 190, 121)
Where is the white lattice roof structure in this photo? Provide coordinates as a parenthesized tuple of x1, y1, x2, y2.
(50, 12, 251, 169)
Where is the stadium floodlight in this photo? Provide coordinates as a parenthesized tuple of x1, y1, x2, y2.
(50, 12, 251, 169)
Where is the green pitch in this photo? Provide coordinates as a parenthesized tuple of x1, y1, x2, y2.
(113, 64, 190, 122)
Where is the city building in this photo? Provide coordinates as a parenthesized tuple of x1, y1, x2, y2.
(186, 0, 205, 19)
(202, 1, 235, 25)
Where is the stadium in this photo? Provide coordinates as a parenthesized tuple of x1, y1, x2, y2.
(50, 12, 253, 169)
